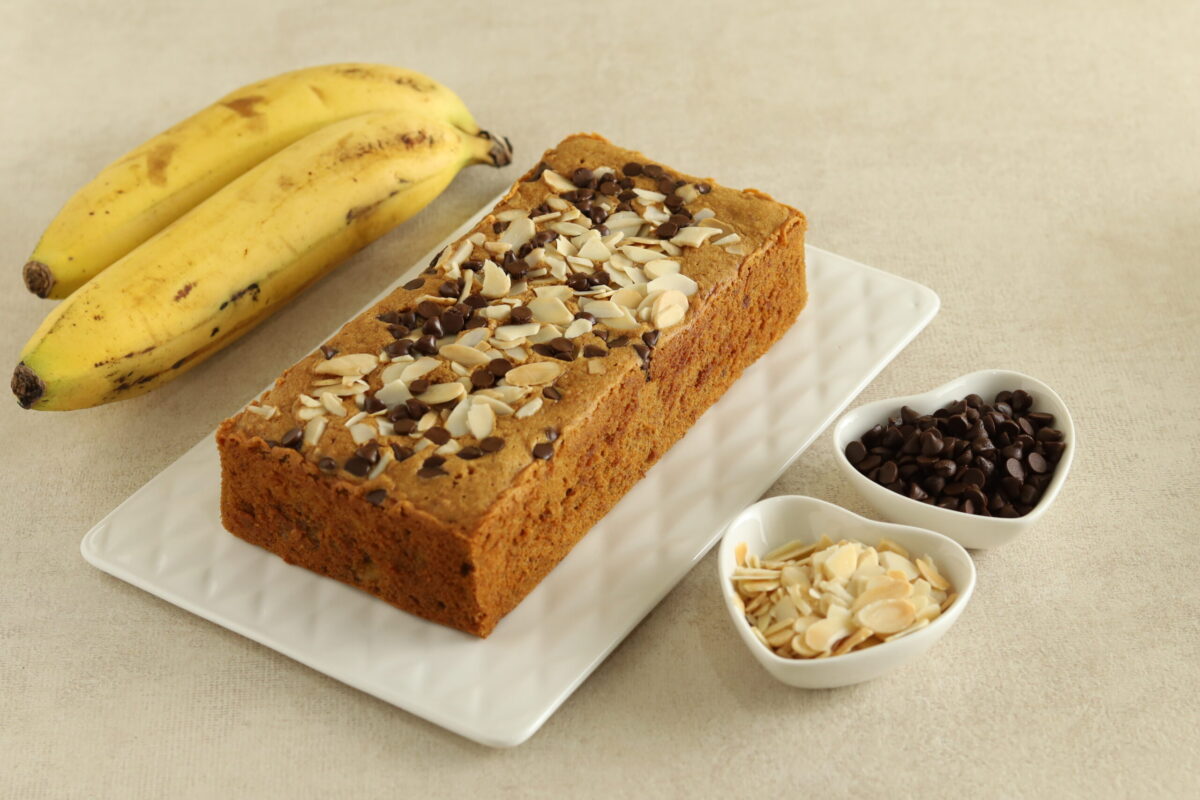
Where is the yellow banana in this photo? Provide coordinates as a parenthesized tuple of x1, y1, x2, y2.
(11, 111, 510, 411)
(23, 63, 496, 299)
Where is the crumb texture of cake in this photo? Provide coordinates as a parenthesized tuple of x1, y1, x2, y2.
(217, 132, 807, 636)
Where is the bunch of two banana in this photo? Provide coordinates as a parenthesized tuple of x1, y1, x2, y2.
(13, 64, 511, 411)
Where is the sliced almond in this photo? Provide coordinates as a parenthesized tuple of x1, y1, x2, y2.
(320, 393, 347, 417)
(647, 272, 699, 297)
(643, 259, 680, 280)
(494, 322, 541, 341)
(880, 551, 919, 581)
(563, 318, 593, 339)
(467, 401, 496, 439)
(527, 296, 574, 326)
(302, 417, 327, 447)
(670, 226, 722, 248)
(504, 361, 563, 387)
(515, 397, 544, 419)
(915, 556, 951, 591)
(855, 598, 917, 635)
(313, 353, 377, 377)
(375, 380, 412, 409)
(400, 357, 440, 384)
(439, 343, 492, 367)
(416, 382, 465, 405)
(349, 422, 375, 445)
(481, 260, 511, 299)
(850, 576, 913, 613)
(541, 169, 576, 193)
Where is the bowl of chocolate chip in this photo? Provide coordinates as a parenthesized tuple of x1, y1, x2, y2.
(833, 370, 1074, 549)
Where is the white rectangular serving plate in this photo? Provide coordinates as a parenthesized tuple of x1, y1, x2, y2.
(81, 199, 938, 747)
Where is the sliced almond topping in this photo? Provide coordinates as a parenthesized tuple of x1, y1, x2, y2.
(416, 382, 465, 405)
(439, 343, 492, 367)
(320, 393, 347, 417)
(670, 226, 722, 248)
(296, 406, 326, 422)
(581, 299, 624, 319)
(303, 416, 327, 447)
(619, 245, 662, 264)
(514, 397, 543, 419)
(643, 259, 680, 280)
(675, 183, 701, 203)
(374, 380, 412, 409)
(246, 403, 278, 418)
(494, 322, 541, 341)
(467, 401, 496, 438)
(647, 273, 699, 297)
(444, 396, 472, 437)
(604, 307, 641, 331)
(471, 394, 515, 416)
(833, 626, 874, 656)
(400, 357, 440, 384)
(576, 237, 611, 262)
(713, 233, 741, 247)
(850, 576, 913, 612)
(587, 359, 605, 374)
(541, 169, 576, 193)
(504, 361, 563, 387)
(481, 260, 511, 299)
(349, 422, 375, 445)
(313, 353, 377, 377)
(652, 303, 685, 330)
(500, 217, 536, 250)
(495, 209, 528, 222)
(632, 187, 666, 203)
(527, 296, 574, 326)
(611, 287, 645, 309)
(563, 318, 593, 339)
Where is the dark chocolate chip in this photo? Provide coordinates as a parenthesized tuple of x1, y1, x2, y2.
(480, 436, 505, 453)
(280, 427, 303, 450)
(510, 306, 533, 324)
(390, 444, 413, 461)
(319, 344, 338, 359)
(532, 443, 554, 460)
(317, 457, 338, 473)
(622, 162, 643, 177)
(344, 455, 372, 477)
(425, 427, 450, 445)
(414, 335, 439, 355)
(543, 386, 562, 401)
(654, 222, 678, 238)
(845, 441, 867, 465)
(458, 446, 483, 460)
(488, 358, 512, 377)
(365, 489, 387, 506)
(471, 369, 495, 389)
(643, 164, 664, 178)
(416, 300, 442, 319)
(408, 379, 430, 395)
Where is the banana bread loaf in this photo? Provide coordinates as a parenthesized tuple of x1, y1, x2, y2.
(217, 133, 807, 636)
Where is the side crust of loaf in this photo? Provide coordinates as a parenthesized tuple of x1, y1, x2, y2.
(217, 212, 806, 636)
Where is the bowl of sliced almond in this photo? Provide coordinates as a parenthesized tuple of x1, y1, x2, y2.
(718, 495, 975, 688)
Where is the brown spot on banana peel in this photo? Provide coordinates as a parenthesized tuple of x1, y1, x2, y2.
(346, 189, 401, 223)
(174, 282, 195, 301)
(11, 363, 45, 409)
(23, 261, 54, 298)
(222, 95, 266, 118)
(218, 282, 260, 311)
(146, 142, 176, 186)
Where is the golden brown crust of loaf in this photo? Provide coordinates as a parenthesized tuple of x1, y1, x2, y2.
(217, 134, 807, 636)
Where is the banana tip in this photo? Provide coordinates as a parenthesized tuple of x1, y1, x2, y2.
(11, 363, 44, 409)
(23, 261, 54, 298)
(479, 130, 513, 168)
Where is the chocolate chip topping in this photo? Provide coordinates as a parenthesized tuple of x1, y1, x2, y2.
(480, 437, 505, 453)
(642, 164, 664, 178)
(317, 457, 338, 473)
(425, 426, 451, 445)
(344, 455, 372, 477)
(403, 278, 425, 291)
(622, 162, 643, 176)
(488, 358, 513, 377)
(583, 344, 607, 358)
(471, 369, 496, 388)
(280, 427, 303, 450)
(532, 443, 554, 460)
(390, 444, 414, 462)
(458, 446, 483, 460)
(510, 306, 534, 324)
(365, 489, 387, 506)
(319, 345, 338, 359)
(543, 386, 563, 401)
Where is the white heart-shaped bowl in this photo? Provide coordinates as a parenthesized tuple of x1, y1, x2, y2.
(718, 495, 975, 689)
(832, 369, 1074, 550)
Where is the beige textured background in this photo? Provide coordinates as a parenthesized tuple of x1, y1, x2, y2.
(3, 1, 1197, 797)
